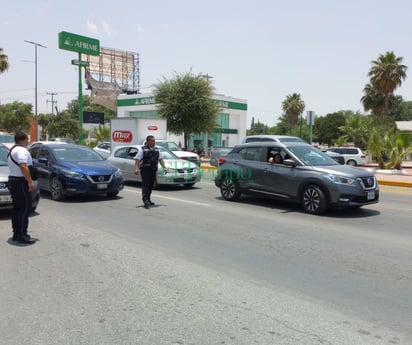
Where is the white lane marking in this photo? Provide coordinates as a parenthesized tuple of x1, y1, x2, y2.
(122, 186, 210, 207)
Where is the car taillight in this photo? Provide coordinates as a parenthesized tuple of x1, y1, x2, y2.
(218, 157, 226, 165)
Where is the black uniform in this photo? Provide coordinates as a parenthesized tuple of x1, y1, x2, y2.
(139, 145, 160, 204)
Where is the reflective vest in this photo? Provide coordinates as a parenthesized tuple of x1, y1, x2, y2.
(141, 145, 159, 170)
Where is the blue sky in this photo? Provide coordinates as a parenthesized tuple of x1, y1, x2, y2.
(1, 0, 412, 126)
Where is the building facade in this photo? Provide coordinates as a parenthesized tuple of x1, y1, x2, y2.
(116, 93, 247, 149)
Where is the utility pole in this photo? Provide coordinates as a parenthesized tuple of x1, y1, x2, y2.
(200, 73, 214, 157)
(47, 92, 58, 114)
(24, 40, 47, 141)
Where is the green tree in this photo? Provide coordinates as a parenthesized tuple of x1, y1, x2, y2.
(281, 93, 305, 132)
(338, 113, 372, 148)
(313, 111, 347, 146)
(0, 101, 32, 132)
(46, 111, 79, 139)
(368, 128, 412, 169)
(0, 47, 9, 74)
(367, 51, 407, 115)
(247, 120, 269, 135)
(94, 124, 111, 142)
(154, 71, 220, 147)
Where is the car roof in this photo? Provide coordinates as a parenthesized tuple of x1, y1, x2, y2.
(242, 135, 306, 142)
(235, 141, 309, 148)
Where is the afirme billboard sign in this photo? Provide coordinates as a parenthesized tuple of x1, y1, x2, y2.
(58, 31, 100, 56)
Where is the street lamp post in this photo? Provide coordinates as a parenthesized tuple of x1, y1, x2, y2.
(24, 40, 47, 140)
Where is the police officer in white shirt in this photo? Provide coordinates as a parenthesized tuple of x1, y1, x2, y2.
(8, 131, 36, 244)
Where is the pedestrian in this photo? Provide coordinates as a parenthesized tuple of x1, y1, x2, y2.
(134, 135, 167, 209)
(7, 130, 36, 244)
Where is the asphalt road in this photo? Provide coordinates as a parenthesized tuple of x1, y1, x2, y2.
(0, 179, 411, 345)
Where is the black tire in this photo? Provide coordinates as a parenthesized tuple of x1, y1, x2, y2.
(107, 191, 119, 197)
(302, 184, 328, 214)
(50, 176, 65, 201)
(183, 183, 195, 188)
(220, 177, 241, 201)
(346, 159, 357, 166)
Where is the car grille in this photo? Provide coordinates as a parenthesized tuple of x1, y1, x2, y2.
(176, 168, 195, 173)
(88, 174, 112, 183)
(358, 176, 376, 189)
(173, 177, 196, 183)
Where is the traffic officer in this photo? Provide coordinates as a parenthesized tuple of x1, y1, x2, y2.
(134, 135, 167, 208)
(7, 130, 36, 244)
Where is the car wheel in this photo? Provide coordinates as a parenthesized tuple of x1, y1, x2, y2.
(50, 176, 65, 201)
(220, 177, 241, 201)
(107, 191, 119, 197)
(302, 184, 328, 214)
(346, 159, 357, 166)
(183, 183, 195, 188)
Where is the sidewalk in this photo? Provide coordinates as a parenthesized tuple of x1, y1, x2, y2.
(200, 159, 412, 188)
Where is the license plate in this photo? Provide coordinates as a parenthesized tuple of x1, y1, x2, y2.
(97, 183, 108, 190)
(367, 191, 375, 200)
(0, 195, 12, 203)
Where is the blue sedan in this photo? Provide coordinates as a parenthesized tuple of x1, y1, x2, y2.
(30, 143, 124, 201)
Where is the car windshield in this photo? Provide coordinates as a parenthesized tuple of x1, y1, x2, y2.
(159, 147, 179, 160)
(0, 145, 9, 166)
(288, 145, 338, 166)
(52, 146, 105, 162)
(0, 134, 14, 143)
(157, 141, 182, 151)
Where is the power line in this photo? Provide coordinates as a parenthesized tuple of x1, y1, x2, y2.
(46, 92, 57, 115)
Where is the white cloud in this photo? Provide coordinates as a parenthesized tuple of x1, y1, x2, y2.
(87, 20, 99, 34)
(101, 20, 119, 37)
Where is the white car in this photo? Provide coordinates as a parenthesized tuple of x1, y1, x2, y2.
(107, 145, 201, 188)
(143, 140, 201, 166)
(93, 142, 111, 158)
(326, 147, 369, 166)
(0, 143, 40, 213)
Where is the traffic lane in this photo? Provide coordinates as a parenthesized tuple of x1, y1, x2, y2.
(16, 184, 412, 339)
(82, 183, 412, 337)
(1, 203, 404, 345)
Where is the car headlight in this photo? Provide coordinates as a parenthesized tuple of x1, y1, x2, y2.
(325, 174, 356, 186)
(61, 169, 84, 179)
(114, 168, 123, 178)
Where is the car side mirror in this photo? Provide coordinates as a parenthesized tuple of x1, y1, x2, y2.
(283, 159, 296, 167)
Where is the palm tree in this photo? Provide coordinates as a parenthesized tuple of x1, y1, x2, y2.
(338, 113, 371, 148)
(282, 93, 305, 132)
(368, 51, 407, 115)
(0, 47, 10, 73)
(361, 83, 385, 116)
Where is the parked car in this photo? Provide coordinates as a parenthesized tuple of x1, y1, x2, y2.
(215, 142, 379, 214)
(322, 150, 345, 165)
(326, 147, 368, 166)
(0, 143, 40, 212)
(0, 132, 15, 149)
(93, 141, 111, 158)
(107, 145, 201, 188)
(30, 143, 124, 201)
(143, 140, 201, 166)
(209, 146, 234, 167)
(48, 137, 76, 144)
(241, 135, 306, 144)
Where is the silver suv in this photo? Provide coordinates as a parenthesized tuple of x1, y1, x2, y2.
(241, 134, 306, 144)
(214, 142, 379, 214)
